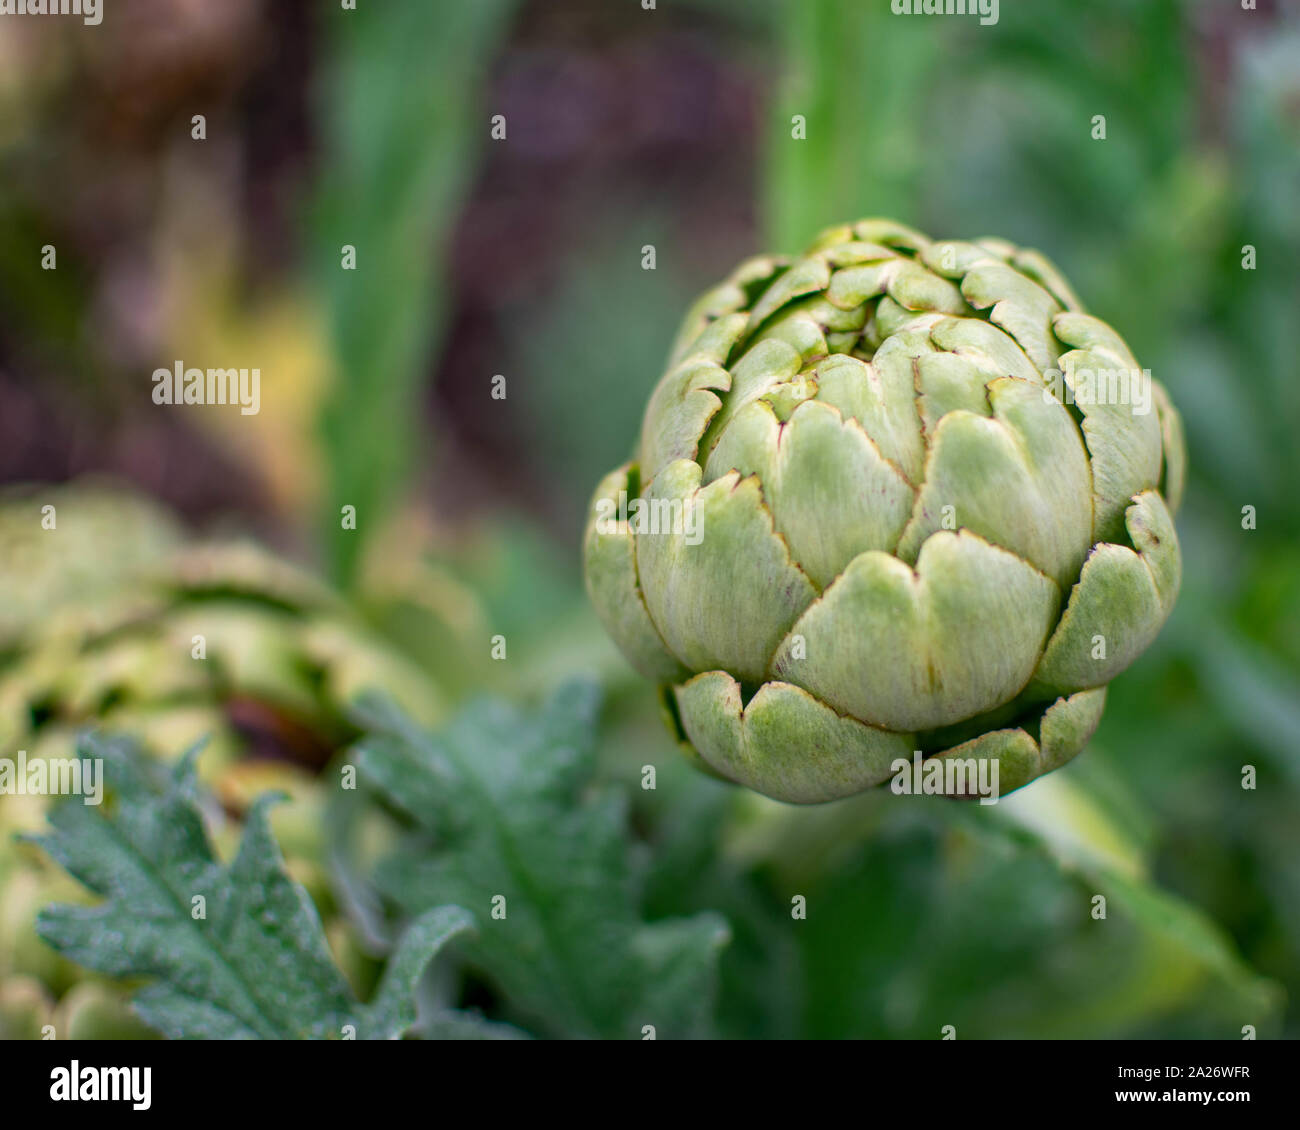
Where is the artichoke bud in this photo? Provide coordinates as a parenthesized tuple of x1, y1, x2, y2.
(585, 219, 1186, 803)
(0, 483, 447, 1018)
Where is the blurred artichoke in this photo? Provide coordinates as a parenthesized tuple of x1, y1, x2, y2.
(0, 481, 447, 1035)
(585, 219, 1186, 803)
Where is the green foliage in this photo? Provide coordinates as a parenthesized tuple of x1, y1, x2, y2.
(750, 0, 1300, 1037)
(27, 687, 1283, 1041)
(510, 222, 693, 521)
(636, 759, 1281, 1039)
(348, 681, 730, 1039)
(7, 0, 1299, 1043)
(29, 736, 471, 1040)
(763, 0, 941, 250)
(310, 0, 518, 586)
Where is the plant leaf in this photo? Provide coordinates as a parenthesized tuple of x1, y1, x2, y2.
(310, 0, 519, 586)
(29, 735, 470, 1040)
(351, 680, 730, 1039)
(763, 0, 940, 250)
(359, 904, 474, 1040)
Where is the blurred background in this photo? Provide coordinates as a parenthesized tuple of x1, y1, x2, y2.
(1, 0, 1298, 1039)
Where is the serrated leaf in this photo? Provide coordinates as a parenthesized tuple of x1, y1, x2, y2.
(29, 734, 472, 1040)
(359, 904, 474, 1040)
(351, 680, 730, 1039)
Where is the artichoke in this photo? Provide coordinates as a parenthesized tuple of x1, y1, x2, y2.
(0, 481, 447, 1035)
(585, 219, 1186, 803)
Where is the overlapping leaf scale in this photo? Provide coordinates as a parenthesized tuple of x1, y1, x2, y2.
(1029, 490, 1181, 694)
(811, 350, 927, 486)
(635, 460, 816, 684)
(929, 314, 1043, 384)
(587, 219, 1187, 802)
(849, 218, 931, 253)
(670, 668, 1108, 805)
(1153, 379, 1187, 514)
(672, 672, 914, 804)
(929, 687, 1108, 795)
(703, 397, 915, 592)
(896, 375, 1093, 591)
(695, 338, 804, 466)
(668, 255, 786, 368)
(826, 257, 966, 319)
(960, 259, 1065, 373)
(583, 464, 690, 685)
(639, 314, 749, 485)
(1053, 311, 1165, 544)
(770, 530, 1057, 733)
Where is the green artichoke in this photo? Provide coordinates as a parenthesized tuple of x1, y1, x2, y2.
(0, 482, 447, 1035)
(584, 219, 1186, 803)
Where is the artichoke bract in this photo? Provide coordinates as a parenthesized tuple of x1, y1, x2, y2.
(0, 483, 447, 1033)
(584, 219, 1186, 803)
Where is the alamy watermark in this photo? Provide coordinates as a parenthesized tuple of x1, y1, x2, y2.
(891, 0, 999, 28)
(890, 751, 1001, 805)
(0, 0, 102, 26)
(50, 1061, 150, 1110)
(0, 750, 103, 805)
(593, 489, 703, 546)
(1042, 365, 1152, 415)
(152, 361, 261, 415)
